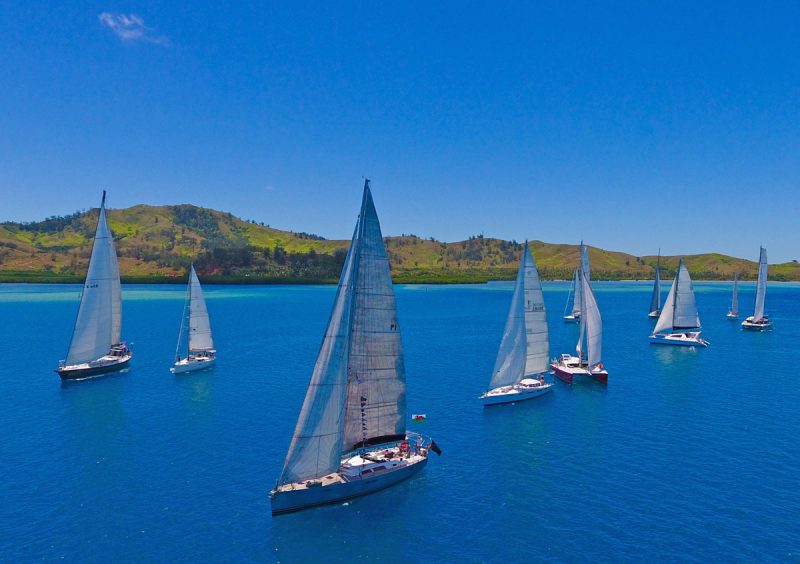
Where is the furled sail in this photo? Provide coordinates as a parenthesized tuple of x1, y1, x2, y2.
(673, 261, 701, 330)
(581, 272, 603, 368)
(489, 243, 549, 388)
(753, 247, 767, 321)
(66, 192, 122, 365)
(188, 265, 214, 352)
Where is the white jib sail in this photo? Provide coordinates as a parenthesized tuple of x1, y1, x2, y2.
(279, 224, 359, 485)
(653, 275, 677, 334)
(571, 268, 582, 315)
(581, 272, 603, 368)
(66, 193, 122, 365)
(650, 265, 661, 313)
(188, 265, 214, 352)
(753, 247, 767, 321)
(673, 261, 701, 330)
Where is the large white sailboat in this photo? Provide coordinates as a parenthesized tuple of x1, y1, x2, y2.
(57, 191, 132, 380)
(649, 260, 708, 347)
(726, 273, 739, 319)
(562, 242, 590, 322)
(480, 243, 553, 406)
(648, 251, 662, 318)
(171, 264, 216, 374)
(271, 180, 439, 516)
(551, 259, 608, 384)
(742, 246, 772, 331)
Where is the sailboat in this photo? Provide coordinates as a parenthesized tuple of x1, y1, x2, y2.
(742, 247, 772, 331)
(726, 273, 739, 319)
(271, 180, 439, 516)
(480, 242, 553, 406)
(562, 242, 590, 322)
(649, 259, 708, 347)
(551, 258, 608, 384)
(648, 251, 662, 318)
(57, 191, 132, 380)
(171, 265, 216, 374)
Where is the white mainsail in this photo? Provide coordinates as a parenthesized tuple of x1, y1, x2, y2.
(753, 247, 767, 321)
(187, 265, 214, 352)
(280, 180, 405, 485)
(650, 257, 661, 313)
(653, 260, 700, 333)
(66, 192, 122, 365)
(730, 273, 739, 315)
(580, 271, 603, 368)
(580, 241, 591, 283)
(489, 243, 549, 389)
(570, 268, 582, 315)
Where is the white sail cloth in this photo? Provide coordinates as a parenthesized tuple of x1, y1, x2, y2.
(188, 265, 214, 351)
(489, 244, 549, 389)
(66, 195, 122, 365)
(650, 265, 661, 312)
(576, 269, 602, 368)
(753, 247, 767, 321)
(280, 181, 406, 485)
(653, 260, 701, 333)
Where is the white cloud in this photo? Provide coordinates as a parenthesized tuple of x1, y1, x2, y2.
(98, 12, 170, 46)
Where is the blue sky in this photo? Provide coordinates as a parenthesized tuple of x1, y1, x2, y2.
(1, 2, 798, 262)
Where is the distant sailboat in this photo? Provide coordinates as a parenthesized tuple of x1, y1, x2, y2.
(271, 180, 439, 516)
(480, 242, 553, 406)
(57, 191, 132, 380)
(649, 259, 708, 347)
(551, 256, 608, 384)
(742, 247, 772, 331)
(726, 273, 739, 319)
(648, 251, 662, 318)
(563, 242, 590, 322)
(171, 264, 216, 374)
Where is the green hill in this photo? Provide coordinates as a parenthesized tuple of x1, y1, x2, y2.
(1, 204, 798, 283)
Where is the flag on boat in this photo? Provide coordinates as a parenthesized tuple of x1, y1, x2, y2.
(429, 440, 442, 456)
(411, 414, 426, 423)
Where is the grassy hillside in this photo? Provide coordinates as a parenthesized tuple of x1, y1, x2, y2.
(1, 204, 798, 283)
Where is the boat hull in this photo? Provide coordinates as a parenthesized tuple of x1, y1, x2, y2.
(57, 354, 132, 381)
(171, 357, 216, 374)
(649, 333, 708, 347)
(270, 457, 427, 515)
(726, 312, 738, 320)
(562, 314, 580, 323)
(480, 383, 553, 406)
(550, 363, 608, 384)
(742, 317, 772, 332)
(648, 310, 661, 318)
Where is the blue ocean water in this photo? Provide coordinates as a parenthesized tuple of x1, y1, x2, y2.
(1, 281, 799, 562)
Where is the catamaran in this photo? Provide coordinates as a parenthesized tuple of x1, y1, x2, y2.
(551, 261, 608, 384)
(563, 242, 590, 322)
(648, 251, 662, 318)
(57, 191, 132, 380)
(271, 180, 439, 516)
(480, 243, 553, 406)
(742, 247, 772, 331)
(727, 273, 739, 319)
(649, 259, 708, 347)
(171, 264, 216, 374)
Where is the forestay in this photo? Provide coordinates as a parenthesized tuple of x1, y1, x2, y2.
(188, 265, 214, 352)
(66, 193, 122, 365)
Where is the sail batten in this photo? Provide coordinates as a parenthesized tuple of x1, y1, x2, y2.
(753, 247, 767, 321)
(66, 193, 122, 365)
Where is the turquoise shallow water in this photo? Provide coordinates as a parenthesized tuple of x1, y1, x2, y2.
(1, 281, 799, 562)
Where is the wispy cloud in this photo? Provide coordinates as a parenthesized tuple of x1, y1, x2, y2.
(98, 12, 170, 46)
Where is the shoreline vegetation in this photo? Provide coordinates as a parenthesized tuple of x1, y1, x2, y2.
(2, 204, 799, 284)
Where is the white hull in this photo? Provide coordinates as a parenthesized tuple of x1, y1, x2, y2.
(727, 311, 738, 320)
(742, 317, 772, 332)
(271, 447, 428, 515)
(563, 314, 580, 323)
(480, 379, 553, 406)
(649, 332, 708, 347)
(171, 356, 216, 374)
(648, 310, 661, 318)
